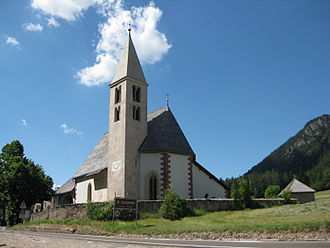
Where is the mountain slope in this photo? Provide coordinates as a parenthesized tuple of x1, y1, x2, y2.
(247, 114, 330, 175)
(238, 114, 330, 196)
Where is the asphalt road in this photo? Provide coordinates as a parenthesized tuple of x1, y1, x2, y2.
(0, 229, 329, 248)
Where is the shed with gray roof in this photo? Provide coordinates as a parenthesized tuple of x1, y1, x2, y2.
(279, 178, 316, 203)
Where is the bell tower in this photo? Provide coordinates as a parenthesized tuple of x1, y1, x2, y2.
(108, 29, 148, 199)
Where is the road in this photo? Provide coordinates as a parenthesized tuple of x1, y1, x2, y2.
(0, 229, 329, 248)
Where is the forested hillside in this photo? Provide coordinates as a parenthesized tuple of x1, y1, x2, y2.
(224, 114, 330, 197)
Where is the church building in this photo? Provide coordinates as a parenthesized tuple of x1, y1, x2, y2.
(54, 30, 226, 206)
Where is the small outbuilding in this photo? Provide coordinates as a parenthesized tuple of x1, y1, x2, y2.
(279, 178, 316, 203)
(52, 178, 75, 207)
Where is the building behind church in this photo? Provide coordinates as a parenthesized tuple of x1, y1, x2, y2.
(53, 31, 226, 206)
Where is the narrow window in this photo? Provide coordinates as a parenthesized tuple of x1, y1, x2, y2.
(136, 87, 141, 102)
(133, 85, 141, 103)
(149, 176, 157, 200)
(133, 85, 136, 102)
(114, 106, 120, 122)
(133, 106, 140, 121)
(87, 183, 92, 202)
(115, 86, 121, 104)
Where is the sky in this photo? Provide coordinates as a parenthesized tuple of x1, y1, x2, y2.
(0, 0, 329, 187)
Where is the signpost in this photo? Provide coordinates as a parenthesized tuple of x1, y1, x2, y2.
(112, 194, 138, 228)
(19, 201, 30, 222)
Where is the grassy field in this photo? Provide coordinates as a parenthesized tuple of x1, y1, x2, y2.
(18, 191, 330, 234)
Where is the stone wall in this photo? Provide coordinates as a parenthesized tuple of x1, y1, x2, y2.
(30, 198, 286, 222)
(138, 198, 286, 213)
(30, 204, 86, 222)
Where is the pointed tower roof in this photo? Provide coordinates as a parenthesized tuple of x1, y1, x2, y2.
(112, 31, 146, 84)
(280, 178, 316, 195)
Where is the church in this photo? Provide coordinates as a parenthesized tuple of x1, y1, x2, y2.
(54, 30, 226, 206)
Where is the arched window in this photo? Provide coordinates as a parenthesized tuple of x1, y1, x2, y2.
(149, 175, 157, 200)
(87, 183, 92, 202)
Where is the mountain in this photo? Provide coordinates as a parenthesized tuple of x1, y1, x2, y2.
(247, 114, 330, 175)
(233, 114, 330, 197)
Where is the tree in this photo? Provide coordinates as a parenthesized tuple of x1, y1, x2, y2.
(230, 180, 240, 200)
(159, 188, 192, 220)
(0, 140, 53, 225)
(264, 185, 280, 198)
(239, 178, 252, 208)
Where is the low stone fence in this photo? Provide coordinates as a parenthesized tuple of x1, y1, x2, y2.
(30, 198, 286, 222)
(30, 204, 87, 222)
(138, 198, 286, 213)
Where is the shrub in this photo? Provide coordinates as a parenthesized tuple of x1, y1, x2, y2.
(159, 188, 192, 220)
(281, 190, 292, 204)
(86, 201, 136, 221)
(193, 208, 207, 216)
(86, 201, 114, 221)
(264, 185, 281, 198)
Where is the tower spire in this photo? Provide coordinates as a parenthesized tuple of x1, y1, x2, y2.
(111, 27, 146, 84)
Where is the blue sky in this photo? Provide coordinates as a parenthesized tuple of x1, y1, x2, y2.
(1, 0, 329, 187)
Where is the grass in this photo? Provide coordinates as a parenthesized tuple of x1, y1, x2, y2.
(315, 189, 330, 199)
(16, 192, 330, 234)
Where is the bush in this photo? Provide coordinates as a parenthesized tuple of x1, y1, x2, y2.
(281, 190, 292, 204)
(193, 208, 207, 216)
(86, 201, 136, 221)
(159, 188, 192, 220)
(264, 185, 281, 198)
(86, 201, 114, 221)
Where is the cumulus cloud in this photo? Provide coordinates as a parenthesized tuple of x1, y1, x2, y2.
(6, 36, 20, 47)
(23, 23, 44, 32)
(21, 119, 28, 126)
(31, 0, 171, 87)
(60, 123, 83, 136)
(31, 0, 103, 21)
(47, 17, 59, 27)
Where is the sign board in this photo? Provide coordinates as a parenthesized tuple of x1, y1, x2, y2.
(115, 198, 137, 209)
(19, 209, 30, 219)
(20, 201, 26, 209)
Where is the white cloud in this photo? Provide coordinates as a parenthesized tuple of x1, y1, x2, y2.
(6, 36, 20, 47)
(30, 0, 171, 87)
(31, 0, 103, 21)
(23, 23, 44, 32)
(47, 17, 59, 27)
(21, 119, 28, 126)
(77, 0, 171, 86)
(60, 123, 83, 136)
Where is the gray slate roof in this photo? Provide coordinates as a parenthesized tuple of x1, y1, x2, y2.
(280, 178, 316, 195)
(75, 133, 109, 178)
(140, 107, 195, 155)
(74, 107, 194, 179)
(55, 178, 74, 195)
(111, 33, 146, 84)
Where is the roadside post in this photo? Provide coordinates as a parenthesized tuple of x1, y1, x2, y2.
(19, 201, 30, 223)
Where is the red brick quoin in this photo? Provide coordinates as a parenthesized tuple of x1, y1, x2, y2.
(160, 152, 171, 195)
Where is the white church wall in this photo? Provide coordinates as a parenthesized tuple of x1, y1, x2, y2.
(75, 170, 108, 204)
(192, 163, 226, 198)
(139, 153, 162, 200)
(170, 153, 190, 198)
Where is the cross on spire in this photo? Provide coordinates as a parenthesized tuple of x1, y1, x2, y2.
(166, 94, 169, 107)
(128, 23, 132, 33)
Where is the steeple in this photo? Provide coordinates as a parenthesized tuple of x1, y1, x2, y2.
(108, 28, 148, 200)
(112, 31, 147, 84)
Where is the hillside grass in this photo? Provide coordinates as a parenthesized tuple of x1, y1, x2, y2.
(18, 192, 330, 234)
